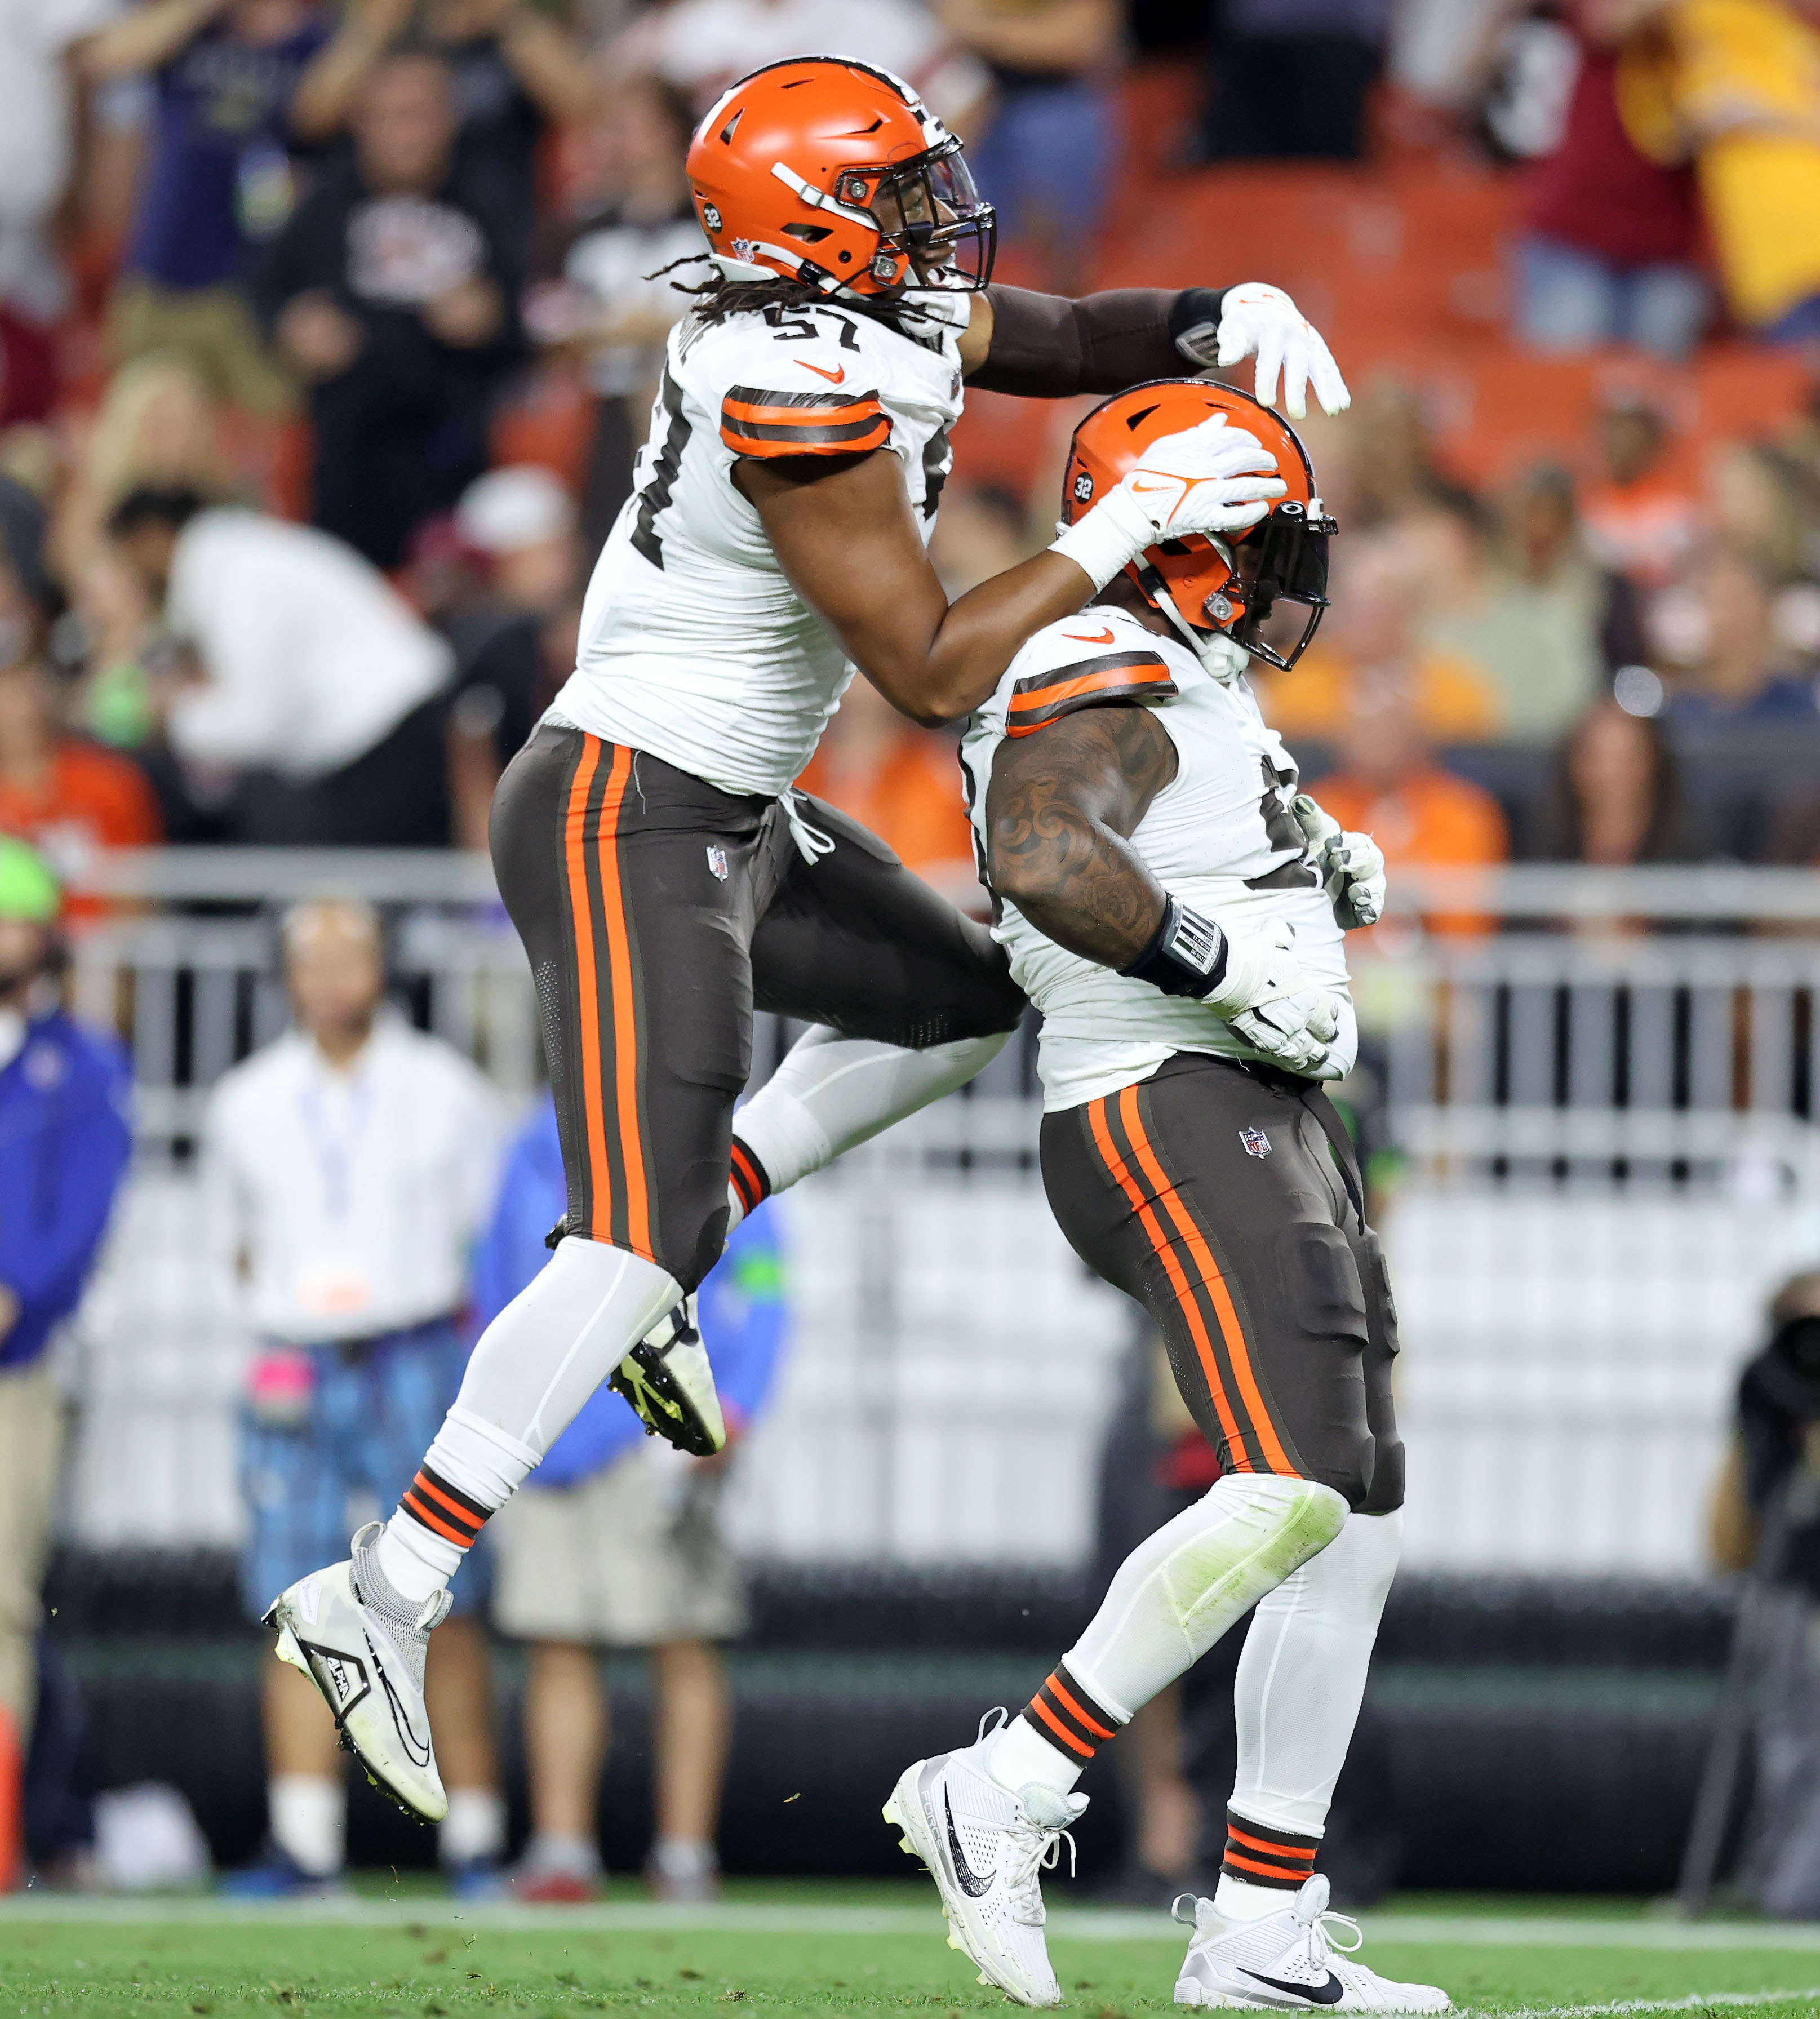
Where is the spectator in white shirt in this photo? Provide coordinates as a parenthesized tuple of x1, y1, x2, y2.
(205, 898, 507, 1898)
(615, 0, 990, 133)
(106, 486, 458, 845)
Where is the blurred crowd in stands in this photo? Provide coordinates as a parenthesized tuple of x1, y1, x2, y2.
(0, 0, 1817, 911)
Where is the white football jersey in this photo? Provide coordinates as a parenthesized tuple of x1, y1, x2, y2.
(960, 606, 1356, 1112)
(547, 291, 969, 797)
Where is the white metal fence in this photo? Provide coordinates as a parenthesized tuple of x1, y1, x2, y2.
(50, 853, 1820, 1576)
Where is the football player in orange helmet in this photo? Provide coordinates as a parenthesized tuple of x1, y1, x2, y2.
(263, 57, 1361, 1839)
(875, 387, 1434, 2010)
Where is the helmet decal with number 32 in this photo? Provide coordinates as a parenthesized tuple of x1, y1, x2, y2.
(1062, 380, 1338, 671)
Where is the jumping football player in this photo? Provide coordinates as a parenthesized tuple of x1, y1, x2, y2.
(882, 380, 1449, 2013)
(263, 55, 1353, 1826)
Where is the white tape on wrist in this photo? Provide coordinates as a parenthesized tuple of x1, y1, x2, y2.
(1049, 486, 1153, 592)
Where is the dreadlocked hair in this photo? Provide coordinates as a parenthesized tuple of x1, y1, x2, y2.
(645, 254, 902, 332)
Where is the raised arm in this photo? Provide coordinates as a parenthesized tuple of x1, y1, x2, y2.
(491, 3, 603, 127)
(960, 282, 1350, 420)
(290, 0, 413, 142)
(78, 0, 228, 80)
(983, 700, 1177, 966)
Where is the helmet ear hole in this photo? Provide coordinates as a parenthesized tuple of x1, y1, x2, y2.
(783, 223, 833, 241)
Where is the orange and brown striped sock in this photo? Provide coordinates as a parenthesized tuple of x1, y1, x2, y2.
(398, 1463, 493, 1558)
(1020, 1663, 1125, 1764)
(729, 1134, 772, 1223)
(1222, 1808, 1320, 1891)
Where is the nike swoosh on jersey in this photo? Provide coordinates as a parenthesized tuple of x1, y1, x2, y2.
(943, 1788, 994, 1898)
(797, 360, 847, 385)
(1236, 1966, 1344, 2006)
(1063, 627, 1117, 645)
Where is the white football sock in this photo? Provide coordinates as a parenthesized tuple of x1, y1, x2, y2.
(269, 1773, 344, 1878)
(1229, 1507, 1402, 1837)
(989, 1712, 1089, 1799)
(1211, 1872, 1293, 1922)
(733, 1027, 1010, 1197)
(1066, 1474, 1350, 1725)
(989, 1475, 1348, 1804)
(1211, 1507, 1401, 1922)
(378, 1237, 681, 1601)
(439, 1786, 507, 1867)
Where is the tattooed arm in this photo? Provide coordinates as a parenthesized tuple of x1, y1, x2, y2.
(984, 703, 1179, 968)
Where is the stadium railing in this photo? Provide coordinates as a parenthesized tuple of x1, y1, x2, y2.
(49, 851, 1820, 1581)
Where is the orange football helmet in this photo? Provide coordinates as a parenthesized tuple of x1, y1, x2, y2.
(1062, 379, 1337, 671)
(686, 57, 995, 300)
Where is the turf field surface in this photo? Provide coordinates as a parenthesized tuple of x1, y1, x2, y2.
(4, 1889, 1820, 2018)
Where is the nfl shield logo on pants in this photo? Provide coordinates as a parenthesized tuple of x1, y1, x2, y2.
(705, 845, 729, 882)
(1240, 1126, 1272, 1159)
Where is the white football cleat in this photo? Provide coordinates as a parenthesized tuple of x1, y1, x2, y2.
(610, 1292, 726, 1457)
(882, 1713, 1087, 2009)
(263, 1521, 451, 1824)
(1173, 1876, 1451, 2011)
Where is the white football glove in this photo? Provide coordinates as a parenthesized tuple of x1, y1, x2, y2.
(1292, 793, 1387, 930)
(1175, 282, 1351, 421)
(1205, 916, 1347, 1079)
(1051, 417, 1286, 591)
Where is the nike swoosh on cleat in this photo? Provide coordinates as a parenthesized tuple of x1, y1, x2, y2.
(797, 360, 846, 385)
(943, 1788, 993, 1898)
(365, 1630, 434, 1768)
(1064, 627, 1117, 644)
(1236, 1967, 1344, 2006)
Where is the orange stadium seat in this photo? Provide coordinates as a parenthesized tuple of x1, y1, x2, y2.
(949, 64, 1814, 512)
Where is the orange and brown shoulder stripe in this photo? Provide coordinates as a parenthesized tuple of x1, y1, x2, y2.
(1005, 651, 1177, 736)
(720, 385, 891, 458)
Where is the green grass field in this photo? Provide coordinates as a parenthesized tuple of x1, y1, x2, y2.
(6, 1885, 1820, 2018)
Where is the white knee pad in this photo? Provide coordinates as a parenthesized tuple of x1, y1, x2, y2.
(1064, 1473, 1350, 1725)
(1231, 1507, 1404, 1838)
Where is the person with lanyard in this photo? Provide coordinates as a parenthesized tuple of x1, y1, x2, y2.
(203, 898, 508, 1897)
(0, 838, 132, 1892)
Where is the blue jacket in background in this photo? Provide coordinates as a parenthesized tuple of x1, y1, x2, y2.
(470, 1095, 785, 1489)
(0, 1011, 133, 1372)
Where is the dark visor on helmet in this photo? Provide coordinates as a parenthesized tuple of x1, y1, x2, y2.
(865, 136, 996, 290)
(1232, 503, 1335, 671)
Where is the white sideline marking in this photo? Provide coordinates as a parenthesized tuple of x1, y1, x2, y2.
(5, 1896, 1820, 1959)
(1485, 1994, 1820, 2017)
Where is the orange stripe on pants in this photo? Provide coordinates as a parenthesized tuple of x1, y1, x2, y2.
(591, 744, 652, 1260)
(1117, 1085, 1298, 1479)
(1087, 1096, 1252, 1470)
(563, 738, 611, 1240)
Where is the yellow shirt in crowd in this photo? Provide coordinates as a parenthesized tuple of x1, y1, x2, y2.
(1622, 0, 1820, 327)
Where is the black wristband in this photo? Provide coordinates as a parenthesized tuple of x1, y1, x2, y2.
(1120, 894, 1229, 1000)
(1169, 286, 1232, 364)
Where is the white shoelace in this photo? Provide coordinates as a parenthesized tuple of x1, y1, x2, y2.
(1002, 1814, 1076, 1928)
(1299, 1905, 1367, 1971)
